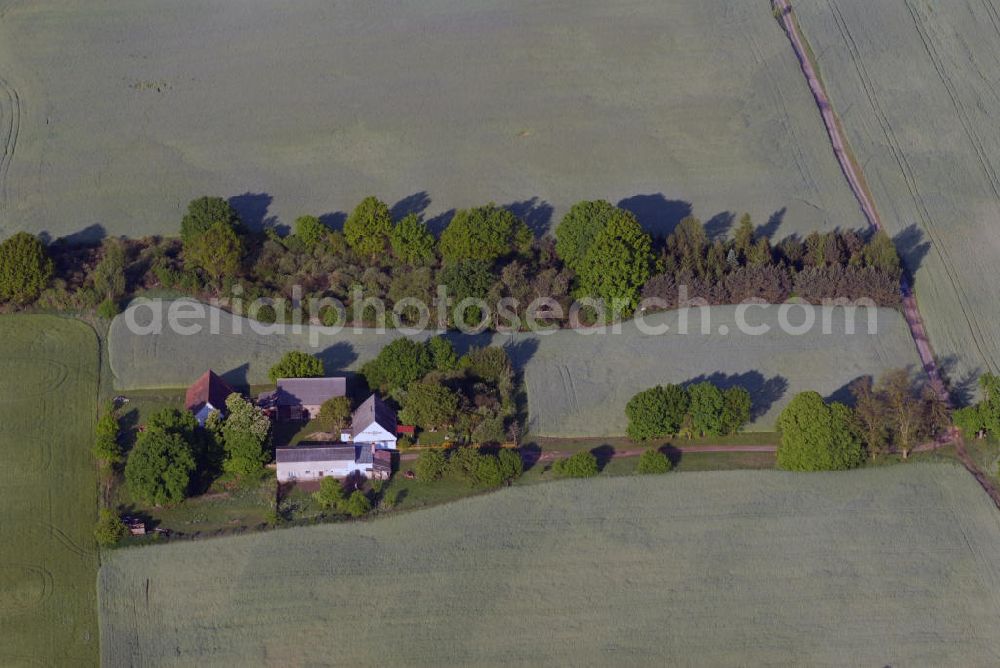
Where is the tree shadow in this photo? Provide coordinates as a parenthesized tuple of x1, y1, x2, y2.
(590, 444, 615, 472)
(426, 209, 456, 236)
(824, 375, 866, 406)
(43, 223, 107, 248)
(519, 443, 542, 472)
(318, 211, 347, 232)
(505, 197, 554, 237)
(658, 444, 682, 468)
(939, 355, 981, 407)
(318, 341, 359, 376)
(704, 212, 734, 240)
(229, 192, 277, 233)
(441, 330, 495, 357)
(391, 191, 431, 221)
(893, 224, 931, 277)
(758, 207, 786, 240)
(617, 194, 692, 237)
(683, 371, 788, 420)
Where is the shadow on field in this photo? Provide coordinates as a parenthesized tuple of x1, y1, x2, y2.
(222, 363, 251, 393)
(825, 376, 864, 406)
(684, 371, 788, 421)
(704, 212, 734, 240)
(391, 191, 431, 220)
(426, 208, 456, 235)
(617, 193, 692, 237)
(505, 197, 554, 236)
(318, 211, 347, 231)
(939, 355, 982, 407)
(591, 444, 615, 471)
(44, 223, 106, 247)
(230, 192, 279, 233)
(893, 224, 931, 279)
(758, 207, 786, 240)
(319, 341, 359, 375)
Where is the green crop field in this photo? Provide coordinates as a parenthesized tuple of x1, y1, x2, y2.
(0, 316, 100, 665)
(0, 0, 864, 241)
(794, 0, 1000, 391)
(99, 464, 1000, 665)
(109, 300, 922, 435)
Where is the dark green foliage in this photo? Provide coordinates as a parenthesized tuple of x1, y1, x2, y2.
(184, 222, 243, 283)
(180, 196, 240, 242)
(313, 476, 346, 510)
(390, 213, 436, 264)
(316, 396, 352, 432)
(294, 215, 328, 247)
(428, 336, 458, 372)
(96, 298, 121, 319)
(446, 446, 482, 483)
(636, 448, 673, 474)
(862, 230, 901, 277)
(414, 448, 448, 481)
(344, 196, 392, 257)
(125, 429, 197, 505)
(551, 451, 599, 478)
(93, 404, 122, 464)
(626, 384, 690, 440)
(473, 454, 504, 487)
(776, 392, 863, 471)
(400, 381, 459, 430)
(344, 490, 372, 517)
(953, 405, 985, 439)
(577, 209, 652, 313)
(0, 232, 53, 304)
(361, 338, 433, 393)
(688, 382, 725, 437)
(720, 387, 751, 435)
(94, 509, 129, 547)
(438, 260, 495, 326)
(439, 203, 533, 263)
(954, 373, 1000, 439)
(268, 350, 324, 383)
(221, 394, 271, 477)
(497, 448, 523, 482)
(461, 346, 513, 383)
(93, 238, 127, 303)
(555, 200, 627, 271)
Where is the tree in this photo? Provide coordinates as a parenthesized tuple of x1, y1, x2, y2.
(344, 196, 392, 257)
(551, 451, 599, 478)
(577, 210, 652, 313)
(222, 394, 270, 477)
(316, 396, 352, 433)
(0, 232, 53, 305)
(776, 392, 863, 471)
(850, 377, 888, 460)
(555, 200, 627, 271)
(94, 509, 129, 547)
(863, 230, 901, 277)
(295, 215, 328, 247)
(184, 222, 242, 283)
(438, 260, 495, 326)
(474, 454, 504, 487)
(626, 385, 690, 440)
(687, 382, 725, 437)
(636, 448, 672, 474)
(428, 336, 458, 372)
(414, 448, 447, 481)
(93, 238, 127, 305)
(732, 213, 755, 260)
(180, 196, 240, 242)
(361, 338, 433, 393)
(720, 387, 751, 435)
(953, 405, 985, 439)
(313, 476, 346, 510)
(125, 429, 196, 505)
(878, 369, 923, 459)
(92, 404, 122, 464)
(269, 350, 324, 383)
(400, 381, 459, 430)
(344, 490, 372, 517)
(390, 213, 436, 264)
(461, 346, 512, 383)
(439, 203, 532, 263)
(497, 448, 523, 482)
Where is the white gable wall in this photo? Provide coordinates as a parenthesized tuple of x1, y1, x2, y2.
(354, 423, 396, 450)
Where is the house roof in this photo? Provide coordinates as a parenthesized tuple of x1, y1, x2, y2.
(351, 394, 397, 438)
(275, 444, 356, 463)
(185, 370, 235, 413)
(273, 377, 346, 407)
(356, 445, 373, 464)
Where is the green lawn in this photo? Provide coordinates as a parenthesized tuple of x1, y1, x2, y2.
(0, 315, 100, 665)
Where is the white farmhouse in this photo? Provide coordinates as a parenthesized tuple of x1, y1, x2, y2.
(344, 394, 398, 450)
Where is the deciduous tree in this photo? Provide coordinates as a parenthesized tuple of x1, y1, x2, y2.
(125, 429, 196, 505)
(555, 200, 627, 271)
(636, 448, 672, 474)
(316, 396, 352, 432)
(0, 232, 53, 305)
(439, 203, 532, 263)
(400, 381, 459, 430)
(221, 394, 271, 477)
(269, 350, 325, 382)
(390, 213, 436, 264)
(180, 196, 240, 242)
(344, 196, 393, 258)
(577, 210, 652, 313)
(777, 392, 862, 471)
(551, 451, 599, 478)
(626, 385, 690, 440)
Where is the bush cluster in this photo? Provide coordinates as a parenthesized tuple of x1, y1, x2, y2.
(626, 382, 751, 441)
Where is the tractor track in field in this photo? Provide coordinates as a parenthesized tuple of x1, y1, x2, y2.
(0, 75, 19, 211)
(773, 0, 1000, 507)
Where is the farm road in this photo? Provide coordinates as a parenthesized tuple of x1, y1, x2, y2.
(774, 0, 1000, 505)
(398, 444, 776, 463)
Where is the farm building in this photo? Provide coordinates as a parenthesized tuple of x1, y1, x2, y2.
(185, 370, 236, 426)
(258, 377, 346, 421)
(276, 393, 398, 482)
(343, 394, 398, 450)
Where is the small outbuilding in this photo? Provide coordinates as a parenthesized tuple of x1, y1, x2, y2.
(259, 377, 347, 421)
(185, 370, 236, 426)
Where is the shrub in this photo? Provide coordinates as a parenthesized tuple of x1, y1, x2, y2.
(626, 385, 690, 440)
(313, 477, 346, 510)
(636, 449, 673, 474)
(414, 449, 447, 481)
(0, 232, 53, 305)
(497, 448, 524, 482)
(316, 396, 352, 433)
(92, 405, 122, 464)
(344, 490, 372, 517)
(439, 203, 533, 263)
(551, 451, 599, 478)
(268, 351, 324, 383)
(94, 509, 129, 547)
(97, 297, 121, 320)
(295, 215, 328, 247)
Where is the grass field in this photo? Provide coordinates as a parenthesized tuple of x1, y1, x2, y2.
(793, 0, 1000, 392)
(99, 464, 1000, 665)
(0, 0, 865, 241)
(0, 315, 99, 665)
(109, 300, 923, 435)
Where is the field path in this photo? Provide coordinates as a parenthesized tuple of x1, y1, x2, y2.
(774, 0, 1000, 505)
(0, 75, 19, 212)
(399, 444, 776, 463)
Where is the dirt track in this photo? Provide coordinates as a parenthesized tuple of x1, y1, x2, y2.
(399, 444, 776, 463)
